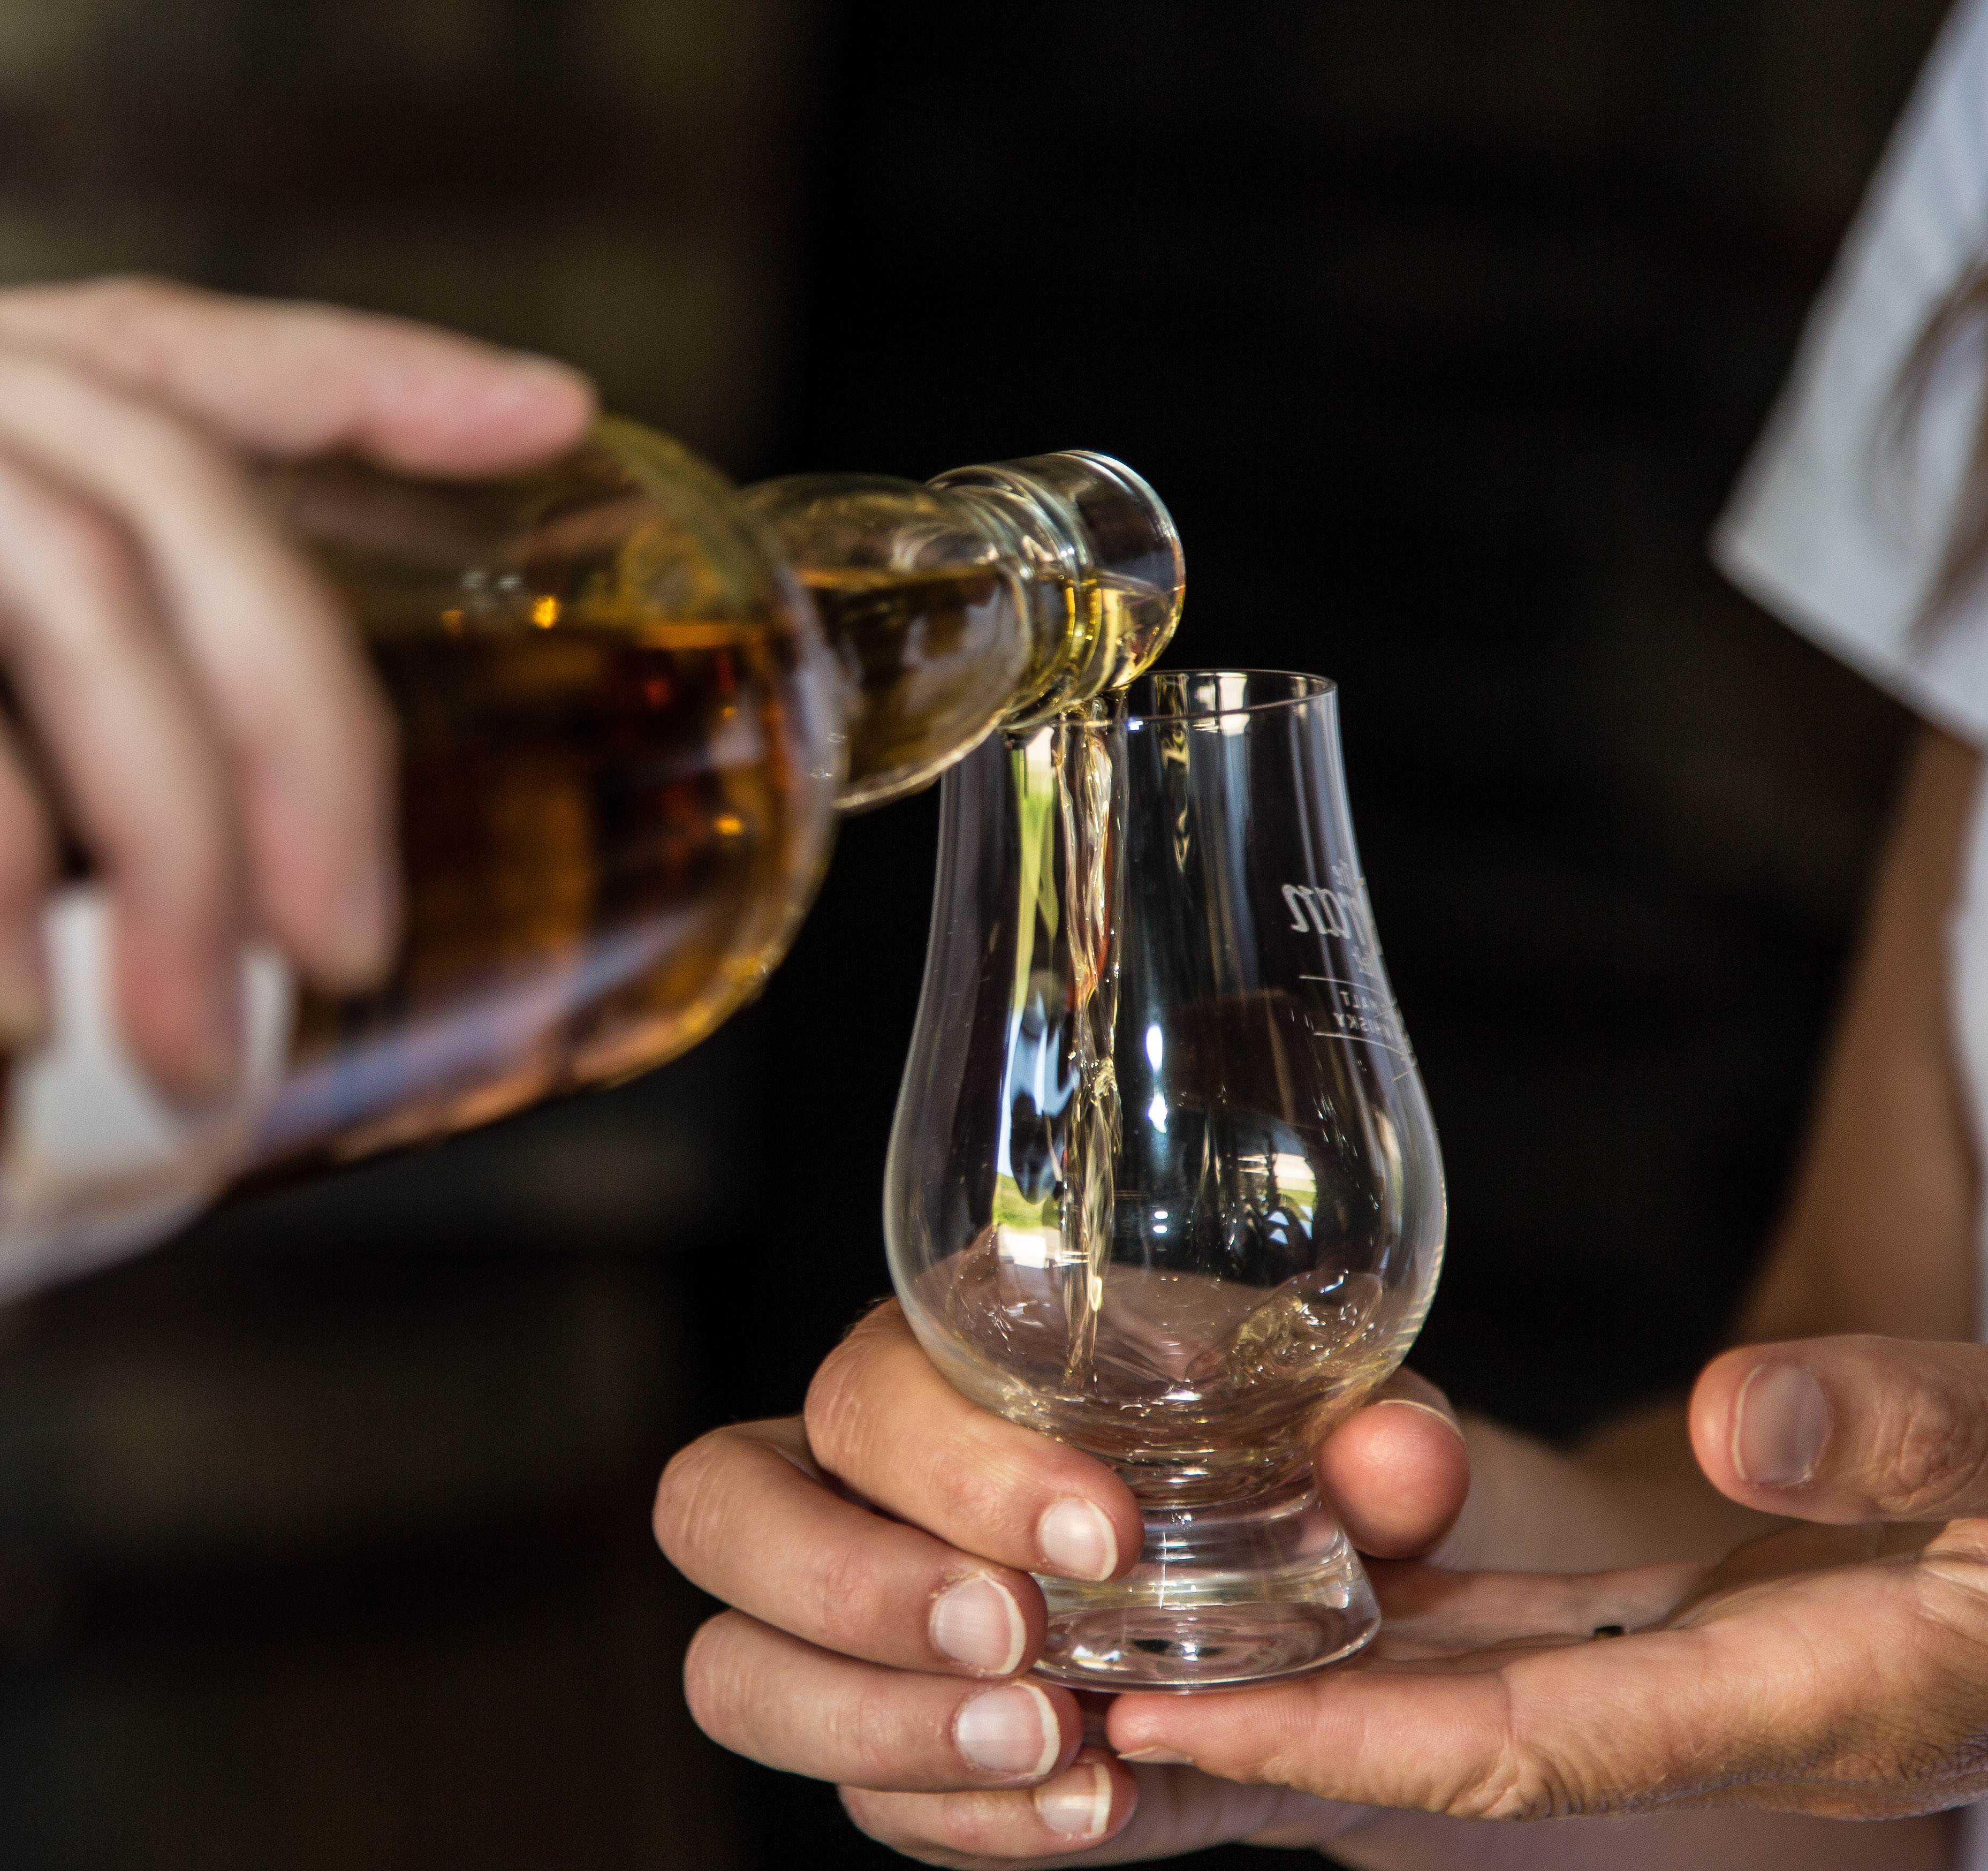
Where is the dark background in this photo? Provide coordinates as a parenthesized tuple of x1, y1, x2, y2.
(0, 1, 1948, 1865)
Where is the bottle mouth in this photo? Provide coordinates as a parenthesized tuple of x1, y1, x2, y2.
(929, 449, 1186, 724)
(1020, 451, 1186, 617)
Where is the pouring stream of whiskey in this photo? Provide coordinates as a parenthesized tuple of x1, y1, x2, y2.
(1054, 713, 1122, 1387)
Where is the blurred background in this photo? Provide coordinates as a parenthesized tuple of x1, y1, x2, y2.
(0, 1, 1949, 1865)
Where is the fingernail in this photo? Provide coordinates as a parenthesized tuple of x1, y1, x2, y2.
(1117, 1745, 1194, 1766)
(1369, 1398, 1467, 1443)
(1038, 1498, 1117, 1581)
(1733, 1362, 1831, 1486)
(955, 1681, 1059, 1778)
(1034, 1762, 1113, 1843)
(931, 1575, 1026, 1676)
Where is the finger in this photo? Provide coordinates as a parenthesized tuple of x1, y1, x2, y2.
(0, 277, 595, 476)
(1316, 1369, 1469, 1558)
(1120, 1767, 1369, 1857)
(1693, 1335, 1988, 1522)
(805, 1303, 1144, 1584)
(656, 1419, 1047, 1676)
(1107, 1628, 1704, 1817)
(841, 1752, 1139, 1866)
(1107, 1549, 1988, 1820)
(684, 1611, 1080, 1792)
(0, 717, 57, 1042)
(0, 450, 245, 1096)
(1365, 1558, 1709, 1656)
(0, 350, 397, 993)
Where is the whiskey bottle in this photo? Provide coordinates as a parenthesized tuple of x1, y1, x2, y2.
(0, 419, 1182, 1290)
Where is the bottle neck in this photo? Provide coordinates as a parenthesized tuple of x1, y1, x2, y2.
(741, 451, 1182, 810)
(929, 453, 1183, 728)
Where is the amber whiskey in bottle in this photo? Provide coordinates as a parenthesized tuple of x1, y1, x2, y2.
(0, 420, 1182, 1287)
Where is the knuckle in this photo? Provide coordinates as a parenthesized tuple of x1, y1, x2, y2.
(831, 1675, 909, 1789)
(29, 506, 146, 625)
(810, 1540, 891, 1657)
(123, 405, 228, 497)
(1442, 1706, 1584, 1822)
(71, 277, 208, 378)
(1885, 1377, 1988, 1512)
(918, 1437, 1011, 1531)
(1452, 1753, 1565, 1822)
(914, 1416, 1049, 1542)
(804, 1333, 880, 1477)
(804, 1304, 1051, 1554)
(17, 345, 229, 499)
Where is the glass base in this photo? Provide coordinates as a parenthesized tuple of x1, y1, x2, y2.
(1033, 1484, 1378, 1691)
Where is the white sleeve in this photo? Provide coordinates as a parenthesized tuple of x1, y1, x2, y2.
(1713, 0, 1988, 749)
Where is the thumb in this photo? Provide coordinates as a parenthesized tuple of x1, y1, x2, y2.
(1315, 1367, 1470, 1559)
(1691, 1334, 1988, 1522)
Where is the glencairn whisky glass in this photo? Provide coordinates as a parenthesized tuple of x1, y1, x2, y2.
(886, 671, 1444, 1689)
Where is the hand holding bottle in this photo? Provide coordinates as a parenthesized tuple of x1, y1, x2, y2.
(0, 291, 1182, 1284)
(0, 276, 593, 1101)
